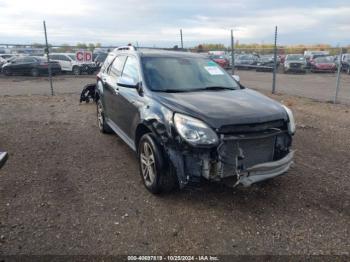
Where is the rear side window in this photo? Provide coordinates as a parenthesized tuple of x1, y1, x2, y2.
(60, 55, 70, 61)
(109, 55, 127, 78)
(101, 54, 115, 73)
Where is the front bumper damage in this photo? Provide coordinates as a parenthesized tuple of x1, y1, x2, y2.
(237, 150, 294, 187)
(166, 128, 294, 189)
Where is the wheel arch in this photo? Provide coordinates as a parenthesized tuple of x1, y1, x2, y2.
(135, 123, 153, 154)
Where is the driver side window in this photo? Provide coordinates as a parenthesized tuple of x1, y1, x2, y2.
(122, 56, 139, 83)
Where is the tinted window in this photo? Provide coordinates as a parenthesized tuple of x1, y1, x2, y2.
(141, 56, 239, 92)
(122, 56, 139, 82)
(50, 55, 59, 60)
(109, 55, 126, 78)
(60, 55, 70, 61)
(24, 57, 36, 62)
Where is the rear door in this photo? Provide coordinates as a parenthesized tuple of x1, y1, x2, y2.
(60, 55, 72, 71)
(103, 55, 127, 126)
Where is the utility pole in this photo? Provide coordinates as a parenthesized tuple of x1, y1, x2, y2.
(180, 29, 184, 49)
(272, 26, 278, 94)
(231, 29, 235, 75)
(43, 21, 54, 96)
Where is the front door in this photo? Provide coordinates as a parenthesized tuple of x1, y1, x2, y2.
(115, 55, 142, 139)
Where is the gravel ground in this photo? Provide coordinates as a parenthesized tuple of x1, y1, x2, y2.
(0, 76, 349, 255)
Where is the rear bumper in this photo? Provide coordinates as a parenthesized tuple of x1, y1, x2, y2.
(238, 150, 294, 187)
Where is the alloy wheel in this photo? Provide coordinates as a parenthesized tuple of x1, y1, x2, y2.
(97, 101, 104, 130)
(140, 142, 156, 187)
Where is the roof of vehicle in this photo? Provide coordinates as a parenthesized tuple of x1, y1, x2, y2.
(50, 53, 75, 56)
(111, 47, 203, 59)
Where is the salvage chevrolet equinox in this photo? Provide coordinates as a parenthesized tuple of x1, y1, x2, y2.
(95, 46, 295, 194)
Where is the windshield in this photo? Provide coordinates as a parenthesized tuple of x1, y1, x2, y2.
(211, 55, 225, 59)
(68, 55, 76, 60)
(238, 55, 251, 60)
(315, 56, 334, 63)
(286, 55, 304, 61)
(141, 56, 239, 92)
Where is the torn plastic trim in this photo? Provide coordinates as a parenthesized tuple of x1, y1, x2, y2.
(237, 150, 295, 187)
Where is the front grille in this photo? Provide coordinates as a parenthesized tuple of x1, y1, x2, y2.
(290, 63, 302, 68)
(219, 120, 285, 134)
(218, 131, 291, 178)
(220, 136, 275, 171)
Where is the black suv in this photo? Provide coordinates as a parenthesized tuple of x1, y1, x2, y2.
(95, 46, 295, 194)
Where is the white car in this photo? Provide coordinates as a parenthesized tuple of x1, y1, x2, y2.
(49, 53, 96, 75)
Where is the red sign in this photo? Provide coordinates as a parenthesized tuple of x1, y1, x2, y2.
(75, 51, 92, 62)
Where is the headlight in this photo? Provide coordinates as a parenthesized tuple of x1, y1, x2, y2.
(173, 113, 218, 146)
(282, 105, 296, 135)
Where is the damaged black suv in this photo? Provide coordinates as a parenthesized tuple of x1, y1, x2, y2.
(95, 46, 295, 194)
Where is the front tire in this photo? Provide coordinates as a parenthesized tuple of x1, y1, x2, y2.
(31, 68, 39, 77)
(138, 134, 178, 194)
(72, 66, 81, 75)
(96, 99, 113, 134)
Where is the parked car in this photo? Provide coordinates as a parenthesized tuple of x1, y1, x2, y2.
(235, 54, 259, 69)
(94, 52, 108, 69)
(306, 53, 328, 68)
(0, 54, 15, 61)
(283, 54, 307, 73)
(341, 55, 350, 74)
(93, 46, 295, 194)
(310, 56, 337, 73)
(209, 54, 230, 69)
(0, 151, 8, 169)
(256, 55, 278, 72)
(49, 53, 97, 75)
(1, 56, 61, 77)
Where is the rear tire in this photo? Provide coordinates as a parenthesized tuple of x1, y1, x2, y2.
(138, 133, 178, 194)
(96, 99, 113, 134)
(72, 66, 81, 75)
(31, 68, 39, 77)
(347, 67, 350, 75)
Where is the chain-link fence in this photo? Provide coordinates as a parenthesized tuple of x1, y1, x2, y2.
(1, 29, 349, 104)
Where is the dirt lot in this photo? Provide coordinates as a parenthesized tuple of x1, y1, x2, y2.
(0, 75, 349, 255)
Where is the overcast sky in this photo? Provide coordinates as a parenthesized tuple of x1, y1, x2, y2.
(0, 0, 349, 47)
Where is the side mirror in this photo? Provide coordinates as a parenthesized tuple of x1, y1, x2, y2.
(0, 151, 8, 169)
(117, 76, 138, 88)
(232, 75, 240, 82)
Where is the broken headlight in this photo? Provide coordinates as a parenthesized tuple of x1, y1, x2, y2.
(174, 113, 218, 146)
(282, 105, 296, 135)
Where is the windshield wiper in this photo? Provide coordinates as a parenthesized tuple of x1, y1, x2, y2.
(155, 89, 190, 93)
(199, 86, 235, 91)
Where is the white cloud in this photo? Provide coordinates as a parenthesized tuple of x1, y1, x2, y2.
(0, 0, 349, 46)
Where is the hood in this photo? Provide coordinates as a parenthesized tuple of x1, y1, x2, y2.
(153, 89, 288, 129)
(315, 62, 335, 67)
(286, 60, 305, 64)
(213, 58, 227, 63)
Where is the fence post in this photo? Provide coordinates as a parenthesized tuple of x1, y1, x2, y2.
(180, 29, 184, 49)
(43, 21, 54, 96)
(334, 48, 343, 104)
(231, 29, 235, 75)
(272, 26, 278, 94)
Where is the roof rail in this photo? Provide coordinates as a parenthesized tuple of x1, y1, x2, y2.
(113, 45, 137, 52)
